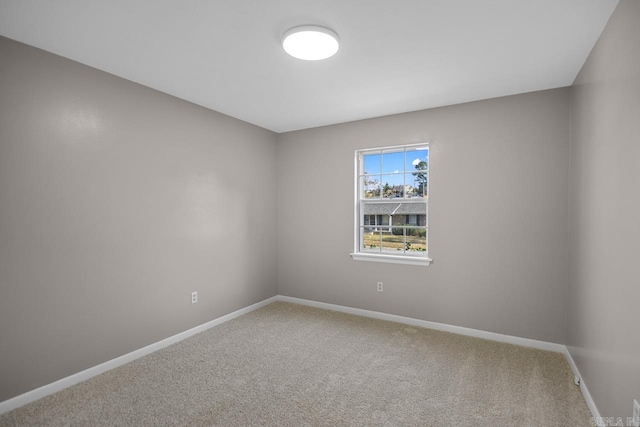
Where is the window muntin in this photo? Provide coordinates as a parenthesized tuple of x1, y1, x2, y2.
(354, 144, 429, 264)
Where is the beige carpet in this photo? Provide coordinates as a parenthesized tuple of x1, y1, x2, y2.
(0, 301, 591, 426)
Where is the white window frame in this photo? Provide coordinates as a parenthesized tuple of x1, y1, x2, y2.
(351, 143, 432, 266)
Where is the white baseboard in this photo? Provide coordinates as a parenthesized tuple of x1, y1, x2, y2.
(1, 293, 601, 425)
(278, 295, 602, 423)
(277, 295, 566, 353)
(564, 347, 602, 425)
(0, 296, 278, 415)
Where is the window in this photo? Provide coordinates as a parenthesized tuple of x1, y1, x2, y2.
(351, 143, 431, 266)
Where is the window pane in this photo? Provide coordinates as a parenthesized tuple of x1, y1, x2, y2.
(362, 213, 391, 227)
(405, 227, 427, 253)
(407, 171, 427, 197)
(381, 151, 405, 174)
(361, 175, 381, 199)
(405, 148, 428, 171)
(380, 173, 405, 198)
(361, 227, 381, 252)
(407, 148, 428, 198)
(420, 173, 428, 197)
(379, 227, 405, 253)
(363, 153, 381, 175)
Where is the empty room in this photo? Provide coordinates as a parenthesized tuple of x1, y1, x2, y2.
(0, 0, 638, 425)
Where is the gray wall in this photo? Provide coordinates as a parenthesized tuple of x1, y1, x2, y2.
(4, 3, 637, 416)
(0, 36, 278, 402)
(278, 88, 570, 344)
(567, 0, 640, 419)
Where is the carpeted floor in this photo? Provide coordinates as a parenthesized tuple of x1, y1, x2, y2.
(0, 301, 591, 426)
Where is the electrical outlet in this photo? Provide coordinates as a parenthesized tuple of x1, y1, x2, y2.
(377, 282, 383, 292)
(632, 399, 640, 427)
(191, 291, 198, 304)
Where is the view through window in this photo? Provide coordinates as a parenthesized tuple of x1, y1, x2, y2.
(353, 144, 429, 264)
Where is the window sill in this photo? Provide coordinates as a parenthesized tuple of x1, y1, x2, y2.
(350, 252, 432, 266)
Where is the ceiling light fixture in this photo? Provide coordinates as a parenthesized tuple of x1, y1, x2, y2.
(282, 25, 340, 61)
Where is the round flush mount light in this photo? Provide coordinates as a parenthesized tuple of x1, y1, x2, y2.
(282, 25, 339, 60)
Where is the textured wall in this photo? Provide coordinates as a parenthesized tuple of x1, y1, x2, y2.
(0, 36, 278, 401)
(278, 88, 570, 344)
(567, 0, 640, 418)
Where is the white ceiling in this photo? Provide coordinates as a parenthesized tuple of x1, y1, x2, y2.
(0, 0, 619, 133)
